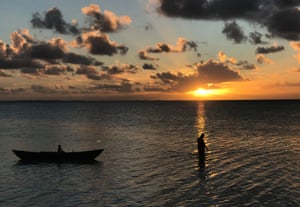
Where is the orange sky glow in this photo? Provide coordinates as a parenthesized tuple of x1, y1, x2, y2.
(0, 1, 300, 100)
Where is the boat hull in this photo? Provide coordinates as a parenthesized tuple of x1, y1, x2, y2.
(13, 149, 104, 162)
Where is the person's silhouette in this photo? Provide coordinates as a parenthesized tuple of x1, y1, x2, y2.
(197, 133, 208, 166)
(57, 145, 64, 153)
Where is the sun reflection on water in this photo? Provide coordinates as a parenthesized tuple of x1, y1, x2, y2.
(195, 102, 206, 137)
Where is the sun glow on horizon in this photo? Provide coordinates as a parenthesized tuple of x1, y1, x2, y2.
(187, 87, 229, 98)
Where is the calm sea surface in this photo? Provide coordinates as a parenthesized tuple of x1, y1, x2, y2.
(0, 101, 299, 206)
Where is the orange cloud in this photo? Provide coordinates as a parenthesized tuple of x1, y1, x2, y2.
(256, 54, 273, 64)
(290, 41, 300, 63)
(82, 4, 131, 32)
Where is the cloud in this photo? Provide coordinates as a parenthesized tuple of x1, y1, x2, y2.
(62, 52, 103, 66)
(196, 59, 243, 83)
(21, 67, 40, 75)
(157, 0, 300, 41)
(255, 45, 285, 54)
(290, 41, 300, 63)
(138, 51, 159, 61)
(149, 58, 243, 92)
(31, 8, 79, 35)
(149, 71, 201, 92)
(30, 38, 67, 59)
(82, 4, 131, 32)
(0, 32, 73, 72)
(30, 5, 130, 57)
(222, 21, 247, 44)
(74, 31, 128, 56)
(158, 0, 265, 19)
(218, 51, 237, 63)
(151, 71, 186, 85)
(31, 84, 59, 94)
(218, 51, 256, 70)
(256, 54, 273, 64)
(249, 31, 268, 45)
(0, 70, 12, 77)
(102, 63, 139, 75)
(266, 8, 300, 41)
(143, 63, 157, 70)
(43, 64, 68, 75)
(76, 65, 108, 80)
(276, 81, 300, 87)
(31, 4, 132, 35)
(90, 80, 137, 93)
(146, 37, 198, 53)
(235, 60, 257, 70)
(0, 58, 37, 69)
(290, 41, 300, 50)
(0, 30, 40, 69)
(0, 87, 25, 95)
(0, 30, 111, 79)
(143, 84, 166, 92)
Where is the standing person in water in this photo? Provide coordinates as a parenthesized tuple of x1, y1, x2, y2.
(197, 133, 208, 165)
(57, 145, 64, 153)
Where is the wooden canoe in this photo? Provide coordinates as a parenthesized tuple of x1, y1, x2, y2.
(13, 149, 104, 162)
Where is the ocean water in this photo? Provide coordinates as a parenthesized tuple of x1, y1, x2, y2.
(0, 101, 299, 206)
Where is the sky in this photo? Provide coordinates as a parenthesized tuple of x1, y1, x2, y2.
(1, 0, 300, 100)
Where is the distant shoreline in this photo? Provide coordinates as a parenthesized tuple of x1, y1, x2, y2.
(0, 99, 299, 103)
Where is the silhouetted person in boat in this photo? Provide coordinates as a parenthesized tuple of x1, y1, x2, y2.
(57, 145, 64, 153)
(197, 133, 208, 166)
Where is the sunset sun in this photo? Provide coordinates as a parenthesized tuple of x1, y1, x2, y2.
(188, 87, 229, 98)
(193, 88, 214, 96)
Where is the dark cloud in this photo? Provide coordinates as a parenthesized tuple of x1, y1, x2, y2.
(249, 31, 268, 45)
(256, 54, 273, 64)
(138, 51, 159, 61)
(0, 58, 37, 69)
(256, 45, 285, 54)
(0, 87, 25, 95)
(235, 60, 256, 70)
(81, 4, 131, 33)
(143, 84, 166, 92)
(31, 8, 79, 35)
(62, 52, 103, 66)
(76, 65, 108, 80)
(0, 29, 114, 80)
(30, 5, 131, 58)
(222, 21, 247, 44)
(102, 63, 139, 75)
(143, 63, 157, 70)
(144, 22, 154, 31)
(158, 0, 263, 20)
(158, 0, 300, 41)
(31, 84, 58, 94)
(147, 43, 170, 53)
(21, 67, 40, 75)
(217, 51, 256, 70)
(149, 71, 208, 92)
(90, 80, 137, 93)
(196, 59, 243, 83)
(266, 8, 300, 41)
(0, 32, 41, 69)
(75, 32, 128, 56)
(151, 71, 186, 85)
(43, 65, 67, 75)
(30, 41, 65, 60)
(149, 59, 244, 92)
(146, 37, 198, 53)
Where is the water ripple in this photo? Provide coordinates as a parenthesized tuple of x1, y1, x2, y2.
(1, 101, 300, 206)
